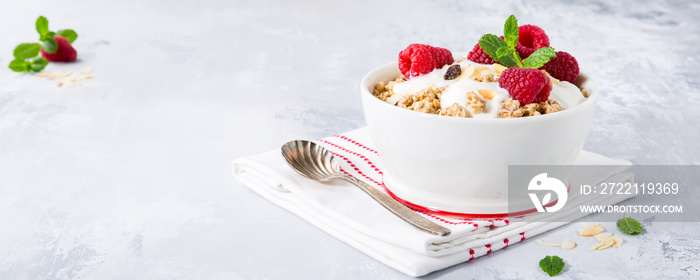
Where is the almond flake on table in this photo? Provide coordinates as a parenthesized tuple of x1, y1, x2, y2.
(36, 67, 95, 87)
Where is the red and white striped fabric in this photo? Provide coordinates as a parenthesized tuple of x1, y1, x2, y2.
(232, 127, 633, 276)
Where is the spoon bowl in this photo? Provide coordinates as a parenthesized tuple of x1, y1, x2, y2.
(281, 140, 339, 182)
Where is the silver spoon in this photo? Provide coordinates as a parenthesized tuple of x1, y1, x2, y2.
(281, 140, 451, 237)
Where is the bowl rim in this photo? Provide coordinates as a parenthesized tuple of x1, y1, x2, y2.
(360, 59, 598, 124)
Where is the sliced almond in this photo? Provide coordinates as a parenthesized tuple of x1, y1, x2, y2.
(57, 82, 63, 87)
(537, 240, 561, 247)
(36, 72, 51, 77)
(600, 236, 615, 246)
(457, 64, 474, 82)
(578, 226, 604, 237)
(561, 239, 577, 250)
(477, 89, 496, 100)
(597, 243, 613, 250)
(469, 66, 488, 80)
(594, 232, 613, 241)
(80, 67, 93, 74)
(589, 243, 601, 251)
(591, 222, 600, 227)
(611, 236, 623, 247)
(492, 63, 507, 74)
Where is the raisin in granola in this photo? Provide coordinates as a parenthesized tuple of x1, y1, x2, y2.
(444, 65, 462, 80)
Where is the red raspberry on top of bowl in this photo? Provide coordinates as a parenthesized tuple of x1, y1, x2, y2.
(499, 67, 552, 104)
(541, 51, 580, 84)
(473, 15, 581, 105)
(514, 24, 550, 59)
(398, 44, 454, 79)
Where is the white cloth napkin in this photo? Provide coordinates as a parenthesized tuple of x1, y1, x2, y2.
(231, 127, 633, 277)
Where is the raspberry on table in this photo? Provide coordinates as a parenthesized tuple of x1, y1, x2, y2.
(498, 67, 552, 105)
(41, 36, 77, 62)
(515, 25, 550, 59)
(399, 44, 454, 79)
(541, 51, 579, 84)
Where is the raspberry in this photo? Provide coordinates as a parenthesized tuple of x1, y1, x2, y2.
(40, 36, 77, 62)
(399, 44, 454, 79)
(498, 67, 552, 104)
(542, 51, 579, 84)
(466, 42, 495, 64)
(515, 25, 550, 59)
(466, 36, 505, 65)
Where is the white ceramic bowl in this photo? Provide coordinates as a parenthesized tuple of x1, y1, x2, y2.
(360, 60, 598, 216)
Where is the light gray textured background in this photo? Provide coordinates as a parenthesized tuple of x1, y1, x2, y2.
(1, 0, 698, 279)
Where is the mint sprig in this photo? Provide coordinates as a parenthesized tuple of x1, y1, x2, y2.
(617, 214, 643, 235)
(539, 255, 565, 277)
(477, 15, 556, 69)
(8, 16, 78, 73)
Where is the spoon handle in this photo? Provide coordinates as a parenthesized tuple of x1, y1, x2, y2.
(341, 175, 451, 237)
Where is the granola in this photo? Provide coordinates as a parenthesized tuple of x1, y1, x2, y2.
(373, 75, 406, 102)
(397, 86, 444, 113)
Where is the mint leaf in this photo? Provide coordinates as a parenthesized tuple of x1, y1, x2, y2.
(617, 214, 643, 235)
(40, 38, 58, 54)
(503, 15, 519, 48)
(29, 57, 48, 72)
(36, 16, 49, 36)
(56, 29, 78, 43)
(479, 34, 519, 67)
(523, 47, 556, 69)
(13, 43, 42, 60)
(9, 59, 31, 72)
(539, 255, 565, 277)
(496, 46, 514, 59)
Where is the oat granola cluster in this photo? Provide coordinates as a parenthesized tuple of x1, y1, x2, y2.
(497, 98, 562, 118)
